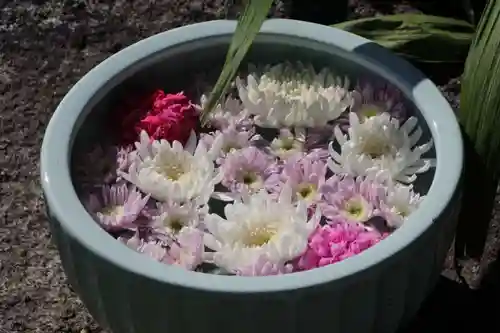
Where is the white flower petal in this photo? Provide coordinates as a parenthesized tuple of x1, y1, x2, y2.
(237, 62, 352, 128)
(203, 190, 316, 274)
(327, 112, 435, 184)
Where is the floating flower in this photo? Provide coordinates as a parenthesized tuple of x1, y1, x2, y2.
(235, 251, 294, 276)
(120, 231, 167, 261)
(121, 130, 220, 204)
(116, 146, 136, 180)
(351, 81, 406, 120)
(378, 182, 423, 228)
(296, 220, 385, 270)
(199, 94, 253, 130)
(135, 91, 198, 145)
(268, 128, 306, 159)
(120, 227, 204, 270)
(328, 112, 435, 183)
(150, 199, 206, 238)
(319, 175, 384, 224)
(266, 153, 327, 206)
(201, 125, 259, 164)
(164, 227, 205, 270)
(236, 62, 352, 128)
(219, 146, 277, 194)
(203, 186, 320, 275)
(85, 184, 150, 231)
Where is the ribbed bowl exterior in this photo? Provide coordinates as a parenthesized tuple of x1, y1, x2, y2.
(45, 188, 460, 333)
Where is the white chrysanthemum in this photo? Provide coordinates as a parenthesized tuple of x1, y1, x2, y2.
(236, 62, 352, 128)
(151, 199, 207, 238)
(199, 94, 252, 130)
(375, 182, 423, 228)
(269, 127, 306, 159)
(121, 131, 221, 204)
(327, 112, 435, 183)
(203, 185, 320, 273)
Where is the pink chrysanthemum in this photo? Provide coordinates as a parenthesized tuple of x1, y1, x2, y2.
(116, 145, 136, 180)
(351, 81, 406, 119)
(336, 81, 407, 130)
(219, 146, 278, 194)
(85, 184, 150, 231)
(120, 227, 204, 271)
(266, 153, 327, 205)
(296, 221, 386, 270)
(319, 175, 385, 224)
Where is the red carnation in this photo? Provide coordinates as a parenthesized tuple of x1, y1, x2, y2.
(120, 90, 198, 146)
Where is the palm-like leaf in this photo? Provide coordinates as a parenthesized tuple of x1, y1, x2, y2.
(200, 0, 274, 126)
(456, 0, 500, 266)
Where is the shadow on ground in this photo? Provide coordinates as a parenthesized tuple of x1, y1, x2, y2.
(401, 249, 500, 332)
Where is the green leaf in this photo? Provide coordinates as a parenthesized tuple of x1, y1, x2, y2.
(460, 0, 500, 179)
(199, 0, 274, 126)
(332, 14, 475, 63)
(455, 0, 500, 261)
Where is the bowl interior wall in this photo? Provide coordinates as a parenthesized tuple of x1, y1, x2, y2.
(72, 33, 435, 195)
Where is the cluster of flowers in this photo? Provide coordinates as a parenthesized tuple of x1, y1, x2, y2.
(77, 62, 435, 276)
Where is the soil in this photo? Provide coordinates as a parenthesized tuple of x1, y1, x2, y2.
(0, 0, 498, 332)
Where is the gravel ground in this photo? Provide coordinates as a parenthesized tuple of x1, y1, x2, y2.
(0, 0, 498, 332)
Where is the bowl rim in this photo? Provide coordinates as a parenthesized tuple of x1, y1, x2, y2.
(40, 18, 463, 293)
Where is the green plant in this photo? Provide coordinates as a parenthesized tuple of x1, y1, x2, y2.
(455, 0, 500, 262)
(332, 14, 475, 63)
(200, 0, 274, 126)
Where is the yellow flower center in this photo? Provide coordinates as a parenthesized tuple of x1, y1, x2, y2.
(100, 205, 124, 217)
(344, 198, 366, 221)
(359, 104, 381, 120)
(297, 183, 317, 201)
(395, 206, 409, 218)
(166, 217, 184, 232)
(243, 226, 277, 247)
(157, 163, 185, 181)
(241, 171, 262, 190)
(223, 142, 241, 153)
(360, 137, 392, 158)
(280, 138, 296, 150)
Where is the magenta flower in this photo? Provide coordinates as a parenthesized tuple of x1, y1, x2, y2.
(296, 221, 385, 270)
(219, 146, 278, 194)
(134, 91, 198, 145)
(85, 184, 150, 231)
(319, 175, 385, 224)
(266, 153, 327, 205)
